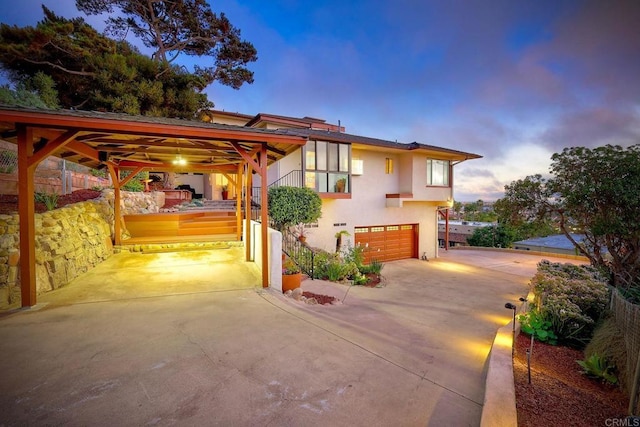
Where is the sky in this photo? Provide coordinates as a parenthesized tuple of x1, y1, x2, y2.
(2, 0, 640, 201)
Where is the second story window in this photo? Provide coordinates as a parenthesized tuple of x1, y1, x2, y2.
(427, 159, 450, 186)
(305, 140, 350, 193)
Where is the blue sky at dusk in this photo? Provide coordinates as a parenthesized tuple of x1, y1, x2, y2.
(3, 1, 640, 201)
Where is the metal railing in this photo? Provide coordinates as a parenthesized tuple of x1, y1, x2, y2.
(250, 170, 303, 221)
(283, 228, 314, 279)
(247, 169, 312, 276)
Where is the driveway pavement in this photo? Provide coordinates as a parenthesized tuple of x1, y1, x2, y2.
(0, 248, 583, 426)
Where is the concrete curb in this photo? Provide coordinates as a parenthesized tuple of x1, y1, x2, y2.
(448, 245, 588, 262)
(480, 320, 518, 427)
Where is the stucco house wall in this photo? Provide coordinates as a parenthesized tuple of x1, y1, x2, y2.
(276, 147, 448, 259)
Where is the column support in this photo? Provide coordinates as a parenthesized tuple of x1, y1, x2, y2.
(17, 125, 36, 307)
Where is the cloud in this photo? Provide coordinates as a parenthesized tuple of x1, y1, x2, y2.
(540, 108, 640, 150)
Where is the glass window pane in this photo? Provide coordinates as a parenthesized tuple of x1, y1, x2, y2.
(328, 143, 339, 171)
(305, 171, 316, 189)
(329, 173, 349, 193)
(443, 161, 449, 185)
(305, 141, 315, 170)
(427, 159, 450, 186)
(318, 173, 328, 192)
(339, 144, 349, 172)
(316, 141, 327, 171)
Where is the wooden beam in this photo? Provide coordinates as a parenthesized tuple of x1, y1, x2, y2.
(29, 130, 79, 167)
(222, 172, 237, 188)
(230, 141, 261, 173)
(66, 140, 101, 162)
(17, 125, 37, 307)
(260, 144, 269, 288)
(119, 166, 145, 187)
(107, 164, 122, 246)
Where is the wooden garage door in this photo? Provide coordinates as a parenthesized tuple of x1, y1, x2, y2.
(354, 224, 418, 263)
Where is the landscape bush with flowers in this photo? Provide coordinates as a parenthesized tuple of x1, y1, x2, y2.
(282, 258, 301, 275)
(518, 260, 609, 346)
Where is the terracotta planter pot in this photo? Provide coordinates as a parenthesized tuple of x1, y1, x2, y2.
(282, 273, 302, 293)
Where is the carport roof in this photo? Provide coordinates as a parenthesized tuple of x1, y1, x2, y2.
(0, 105, 308, 172)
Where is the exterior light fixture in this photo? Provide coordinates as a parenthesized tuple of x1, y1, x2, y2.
(505, 302, 518, 355)
(172, 155, 187, 166)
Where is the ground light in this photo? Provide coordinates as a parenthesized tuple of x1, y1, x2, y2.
(505, 302, 517, 356)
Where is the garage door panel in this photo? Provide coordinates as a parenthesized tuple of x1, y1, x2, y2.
(355, 224, 416, 263)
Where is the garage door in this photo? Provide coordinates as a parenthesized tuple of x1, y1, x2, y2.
(354, 224, 418, 263)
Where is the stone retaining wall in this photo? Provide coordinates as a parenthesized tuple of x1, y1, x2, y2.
(0, 190, 164, 309)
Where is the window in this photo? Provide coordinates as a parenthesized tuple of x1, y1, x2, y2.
(385, 158, 393, 174)
(305, 140, 351, 193)
(427, 159, 450, 186)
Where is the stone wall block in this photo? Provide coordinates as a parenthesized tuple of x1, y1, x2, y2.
(0, 234, 15, 250)
(1, 190, 163, 307)
(36, 264, 52, 294)
(7, 266, 17, 285)
(8, 250, 19, 267)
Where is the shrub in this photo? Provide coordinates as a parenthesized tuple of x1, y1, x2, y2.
(34, 191, 59, 211)
(517, 310, 558, 345)
(267, 186, 322, 232)
(121, 170, 148, 192)
(90, 168, 107, 178)
(529, 260, 609, 345)
(585, 315, 629, 391)
(341, 242, 365, 268)
(577, 354, 618, 384)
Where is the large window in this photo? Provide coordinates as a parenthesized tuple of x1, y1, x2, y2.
(427, 159, 450, 186)
(305, 140, 350, 193)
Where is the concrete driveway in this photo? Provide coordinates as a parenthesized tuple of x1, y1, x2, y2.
(0, 248, 579, 426)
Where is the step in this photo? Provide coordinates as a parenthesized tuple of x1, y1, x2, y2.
(177, 226, 237, 236)
(180, 220, 237, 229)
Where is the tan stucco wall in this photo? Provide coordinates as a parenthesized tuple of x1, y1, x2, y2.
(275, 148, 447, 259)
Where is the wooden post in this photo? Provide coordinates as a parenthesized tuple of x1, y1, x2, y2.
(236, 164, 242, 242)
(445, 208, 450, 251)
(260, 145, 269, 288)
(245, 163, 252, 262)
(17, 125, 37, 307)
(107, 164, 122, 246)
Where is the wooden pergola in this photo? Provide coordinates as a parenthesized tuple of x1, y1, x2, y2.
(0, 106, 307, 307)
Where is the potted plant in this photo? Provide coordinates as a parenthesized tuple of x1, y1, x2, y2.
(295, 224, 310, 243)
(335, 177, 346, 193)
(282, 257, 302, 292)
(221, 184, 229, 200)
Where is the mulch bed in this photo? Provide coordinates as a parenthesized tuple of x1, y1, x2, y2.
(0, 189, 102, 214)
(302, 291, 337, 305)
(514, 332, 628, 426)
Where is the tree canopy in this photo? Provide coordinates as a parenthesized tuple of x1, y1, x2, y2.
(0, 72, 59, 109)
(0, 6, 212, 117)
(497, 144, 640, 291)
(76, 0, 257, 89)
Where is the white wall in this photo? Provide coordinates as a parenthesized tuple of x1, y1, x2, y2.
(246, 220, 283, 291)
(175, 173, 205, 195)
